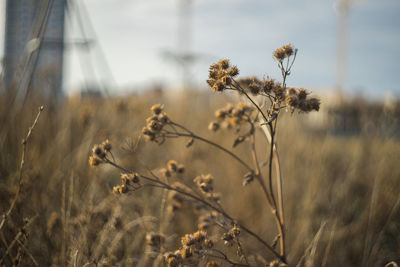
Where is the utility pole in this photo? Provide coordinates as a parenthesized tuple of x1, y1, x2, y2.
(3, 0, 66, 100)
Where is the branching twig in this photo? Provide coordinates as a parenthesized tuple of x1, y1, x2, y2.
(0, 106, 44, 231)
(104, 158, 284, 261)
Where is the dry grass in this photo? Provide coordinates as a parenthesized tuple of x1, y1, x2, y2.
(1, 48, 399, 266)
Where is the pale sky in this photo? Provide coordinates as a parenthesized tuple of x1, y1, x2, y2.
(1, 0, 400, 97)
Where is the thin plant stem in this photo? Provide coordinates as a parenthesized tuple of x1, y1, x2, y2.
(168, 121, 253, 171)
(230, 82, 286, 259)
(104, 158, 285, 262)
(208, 249, 249, 266)
(0, 106, 44, 231)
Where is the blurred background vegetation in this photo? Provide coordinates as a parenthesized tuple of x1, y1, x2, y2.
(1, 0, 400, 266)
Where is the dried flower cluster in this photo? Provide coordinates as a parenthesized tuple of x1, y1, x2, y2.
(164, 230, 214, 267)
(112, 172, 140, 194)
(285, 87, 320, 112)
(194, 174, 221, 202)
(207, 44, 320, 114)
(161, 160, 185, 178)
(210, 102, 254, 130)
(89, 139, 111, 166)
(273, 44, 296, 62)
(89, 44, 322, 266)
(142, 104, 169, 142)
(207, 59, 239, 92)
(222, 225, 241, 246)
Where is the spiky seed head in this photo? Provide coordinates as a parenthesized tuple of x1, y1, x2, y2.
(151, 104, 164, 115)
(89, 155, 102, 166)
(218, 59, 230, 69)
(208, 121, 220, 132)
(167, 160, 178, 172)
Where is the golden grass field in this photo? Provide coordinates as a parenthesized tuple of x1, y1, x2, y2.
(0, 86, 399, 267)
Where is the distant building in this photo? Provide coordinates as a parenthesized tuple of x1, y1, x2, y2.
(3, 0, 66, 98)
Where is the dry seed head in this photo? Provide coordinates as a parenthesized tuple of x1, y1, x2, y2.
(282, 44, 294, 57)
(286, 94, 298, 108)
(228, 117, 241, 127)
(121, 173, 129, 185)
(128, 173, 140, 183)
(230, 226, 240, 237)
(161, 168, 171, 178)
(92, 144, 106, 159)
(287, 87, 297, 95)
(215, 109, 227, 119)
(142, 128, 156, 141)
(297, 88, 308, 100)
(181, 234, 195, 246)
(273, 44, 294, 61)
(167, 160, 178, 172)
(177, 164, 185, 174)
(174, 250, 183, 260)
(221, 75, 232, 86)
(249, 81, 261, 95)
(193, 230, 207, 242)
(112, 185, 120, 194)
(151, 104, 164, 115)
(222, 232, 233, 241)
(89, 155, 102, 166)
(212, 81, 225, 92)
(168, 191, 184, 211)
(222, 232, 234, 246)
(119, 184, 128, 194)
(298, 97, 320, 112)
(147, 114, 159, 122)
(194, 174, 213, 186)
(237, 102, 252, 111)
(208, 121, 220, 132)
(273, 82, 286, 100)
(166, 256, 179, 267)
(263, 77, 275, 93)
(273, 47, 286, 61)
(158, 113, 169, 124)
(142, 126, 152, 136)
(207, 192, 221, 202)
(307, 97, 321, 111)
(148, 119, 163, 132)
(209, 62, 219, 71)
(218, 59, 230, 69)
(101, 139, 112, 152)
(180, 246, 193, 259)
(217, 70, 226, 78)
(207, 78, 216, 87)
(231, 107, 244, 118)
(208, 68, 218, 79)
(228, 65, 239, 77)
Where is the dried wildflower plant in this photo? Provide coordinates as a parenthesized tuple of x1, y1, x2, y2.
(89, 45, 320, 266)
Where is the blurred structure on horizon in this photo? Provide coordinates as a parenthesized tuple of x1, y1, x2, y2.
(3, 0, 66, 99)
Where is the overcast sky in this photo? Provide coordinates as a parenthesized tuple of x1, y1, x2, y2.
(1, 0, 400, 97)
